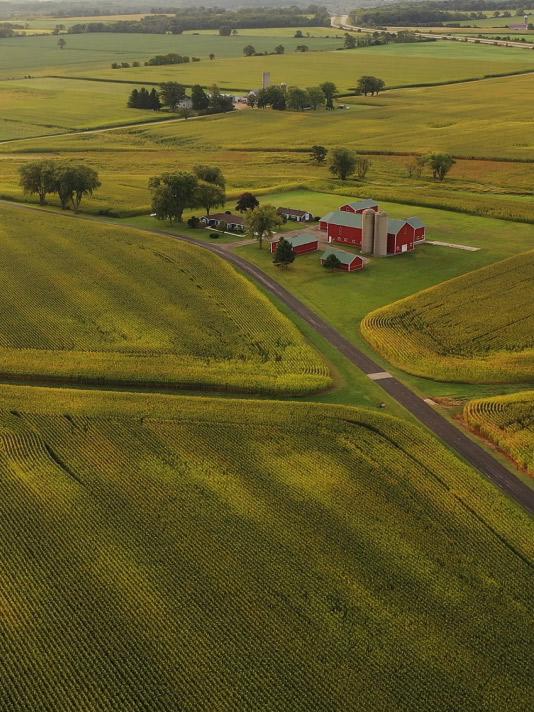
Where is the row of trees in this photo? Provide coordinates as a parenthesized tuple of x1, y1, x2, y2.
(127, 83, 234, 114)
(406, 153, 456, 181)
(251, 81, 337, 111)
(149, 165, 226, 224)
(18, 160, 100, 210)
(342, 30, 431, 49)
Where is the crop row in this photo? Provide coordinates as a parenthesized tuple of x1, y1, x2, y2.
(361, 251, 534, 383)
(464, 390, 534, 473)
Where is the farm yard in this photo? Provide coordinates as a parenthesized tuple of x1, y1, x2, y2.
(1, 7, 534, 710)
(0, 387, 532, 712)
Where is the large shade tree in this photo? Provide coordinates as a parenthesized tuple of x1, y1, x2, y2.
(18, 160, 58, 205)
(149, 172, 199, 223)
(245, 205, 283, 249)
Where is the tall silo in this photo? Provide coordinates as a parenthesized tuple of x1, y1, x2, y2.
(373, 212, 388, 257)
(361, 209, 375, 254)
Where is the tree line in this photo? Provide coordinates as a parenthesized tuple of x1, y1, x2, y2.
(18, 160, 100, 210)
(127, 83, 234, 115)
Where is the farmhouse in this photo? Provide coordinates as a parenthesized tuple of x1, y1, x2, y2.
(270, 232, 319, 255)
(277, 207, 313, 222)
(339, 199, 379, 214)
(201, 212, 245, 232)
(321, 248, 367, 272)
(319, 210, 363, 245)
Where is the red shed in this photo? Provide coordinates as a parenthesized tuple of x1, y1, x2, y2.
(407, 216, 426, 242)
(339, 198, 379, 214)
(270, 232, 319, 255)
(387, 219, 416, 255)
(321, 248, 367, 272)
(319, 211, 363, 246)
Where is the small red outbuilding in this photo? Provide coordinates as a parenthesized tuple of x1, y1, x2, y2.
(321, 248, 367, 272)
(339, 199, 379, 214)
(270, 232, 319, 255)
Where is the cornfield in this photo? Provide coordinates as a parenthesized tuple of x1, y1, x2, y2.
(361, 251, 534, 383)
(0, 205, 330, 394)
(464, 391, 534, 474)
(0, 388, 532, 712)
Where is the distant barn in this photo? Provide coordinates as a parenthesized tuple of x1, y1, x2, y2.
(339, 199, 379, 214)
(270, 232, 319, 255)
(321, 248, 367, 272)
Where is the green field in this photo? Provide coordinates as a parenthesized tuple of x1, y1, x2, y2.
(0, 203, 329, 394)
(362, 251, 534, 384)
(64, 40, 534, 90)
(0, 77, 163, 140)
(0, 386, 532, 711)
(464, 391, 534, 473)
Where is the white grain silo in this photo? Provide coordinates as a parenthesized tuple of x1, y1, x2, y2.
(373, 212, 389, 257)
(361, 209, 375, 254)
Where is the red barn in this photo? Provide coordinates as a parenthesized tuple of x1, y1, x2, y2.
(407, 216, 426, 242)
(339, 198, 379, 214)
(321, 248, 367, 272)
(386, 219, 416, 255)
(319, 211, 363, 245)
(270, 232, 319, 255)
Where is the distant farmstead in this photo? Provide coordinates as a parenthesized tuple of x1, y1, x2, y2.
(201, 212, 245, 232)
(321, 249, 367, 272)
(270, 232, 319, 255)
(277, 207, 314, 222)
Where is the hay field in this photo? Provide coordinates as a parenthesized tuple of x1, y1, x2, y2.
(0, 78, 161, 140)
(0, 204, 329, 393)
(0, 387, 532, 712)
(464, 391, 534, 473)
(65, 40, 534, 90)
(361, 251, 534, 383)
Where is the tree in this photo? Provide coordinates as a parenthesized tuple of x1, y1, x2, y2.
(57, 38, 66, 49)
(245, 205, 282, 249)
(191, 85, 209, 111)
(219, 26, 231, 36)
(306, 86, 325, 110)
(235, 192, 259, 212)
(257, 86, 286, 111)
(208, 85, 233, 114)
(274, 44, 285, 54)
(247, 93, 257, 108)
(149, 88, 161, 111)
(355, 156, 371, 179)
(287, 87, 309, 111)
(320, 81, 337, 110)
(323, 253, 341, 271)
(148, 172, 199, 224)
(344, 33, 356, 49)
(406, 156, 425, 178)
(243, 45, 256, 57)
(310, 145, 327, 164)
(54, 164, 100, 211)
(159, 82, 186, 111)
(195, 182, 225, 216)
(356, 75, 385, 96)
(424, 153, 456, 181)
(178, 107, 193, 120)
(18, 160, 57, 206)
(329, 148, 357, 181)
(295, 45, 309, 52)
(193, 165, 225, 188)
(273, 237, 295, 267)
(294, 30, 304, 38)
(209, 53, 215, 60)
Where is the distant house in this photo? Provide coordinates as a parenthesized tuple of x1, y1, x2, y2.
(277, 207, 313, 222)
(406, 216, 426, 242)
(201, 212, 245, 232)
(270, 232, 319, 255)
(321, 248, 367, 272)
(319, 210, 363, 245)
(339, 199, 379, 214)
(386, 219, 416, 255)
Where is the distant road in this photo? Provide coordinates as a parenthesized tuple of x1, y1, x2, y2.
(0, 198, 532, 513)
(331, 15, 534, 50)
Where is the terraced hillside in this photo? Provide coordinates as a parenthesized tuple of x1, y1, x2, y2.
(0, 388, 532, 712)
(464, 391, 534, 474)
(361, 251, 534, 383)
(0, 205, 329, 394)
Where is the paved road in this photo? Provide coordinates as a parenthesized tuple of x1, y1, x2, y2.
(153, 226, 534, 514)
(0, 200, 532, 513)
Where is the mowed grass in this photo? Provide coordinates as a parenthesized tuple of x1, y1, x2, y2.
(0, 387, 532, 711)
(361, 251, 534, 384)
(464, 391, 534, 474)
(0, 203, 329, 394)
(0, 78, 161, 140)
(0, 32, 344, 79)
(66, 40, 534, 90)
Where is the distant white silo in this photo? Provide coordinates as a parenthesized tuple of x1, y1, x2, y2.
(361, 209, 375, 254)
(262, 72, 271, 89)
(373, 212, 389, 257)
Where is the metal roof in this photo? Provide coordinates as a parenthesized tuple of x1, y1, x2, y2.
(343, 199, 378, 210)
(387, 218, 408, 235)
(321, 248, 366, 265)
(285, 233, 319, 247)
(406, 216, 425, 229)
(320, 210, 363, 228)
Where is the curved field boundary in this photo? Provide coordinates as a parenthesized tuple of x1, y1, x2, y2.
(464, 391, 534, 474)
(361, 251, 534, 384)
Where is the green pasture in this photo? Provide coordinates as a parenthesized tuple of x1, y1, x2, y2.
(64, 40, 534, 90)
(0, 32, 344, 79)
(0, 77, 161, 140)
(14, 13, 172, 30)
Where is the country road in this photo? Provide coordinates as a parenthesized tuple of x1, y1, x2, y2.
(0, 199, 533, 513)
